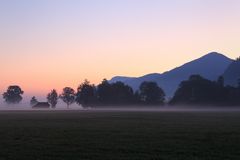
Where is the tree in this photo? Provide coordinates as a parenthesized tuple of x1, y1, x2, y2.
(30, 96, 38, 106)
(96, 79, 135, 105)
(59, 87, 75, 108)
(170, 75, 227, 105)
(110, 82, 134, 105)
(3, 85, 24, 104)
(47, 89, 58, 108)
(217, 76, 224, 87)
(139, 81, 165, 105)
(76, 80, 97, 108)
(97, 79, 113, 104)
(238, 78, 240, 89)
(225, 86, 240, 105)
(133, 91, 141, 104)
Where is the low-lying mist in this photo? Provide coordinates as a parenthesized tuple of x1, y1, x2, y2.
(0, 104, 240, 112)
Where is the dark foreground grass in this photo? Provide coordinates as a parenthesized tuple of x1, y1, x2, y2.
(0, 110, 240, 160)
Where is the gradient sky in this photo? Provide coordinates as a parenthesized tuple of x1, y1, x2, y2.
(0, 0, 240, 98)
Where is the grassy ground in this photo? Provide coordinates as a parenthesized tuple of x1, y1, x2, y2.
(0, 109, 240, 160)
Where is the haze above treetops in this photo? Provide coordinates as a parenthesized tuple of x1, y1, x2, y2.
(0, 0, 240, 100)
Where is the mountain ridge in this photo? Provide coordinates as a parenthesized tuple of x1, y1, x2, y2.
(109, 52, 233, 97)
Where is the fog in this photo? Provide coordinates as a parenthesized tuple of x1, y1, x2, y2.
(0, 103, 82, 111)
(1, 95, 240, 112)
(0, 103, 240, 112)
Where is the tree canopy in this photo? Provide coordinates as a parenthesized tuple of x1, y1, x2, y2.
(3, 86, 24, 104)
(30, 96, 38, 106)
(76, 80, 97, 108)
(139, 81, 165, 105)
(47, 89, 58, 108)
(170, 75, 240, 106)
(59, 87, 75, 108)
(96, 80, 135, 105)
(97, 79, 113, 105)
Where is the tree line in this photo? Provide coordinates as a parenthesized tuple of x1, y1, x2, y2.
(2, 75, 240, 108)
(170, 75, 240, 106)
(2, 79, 165, 108)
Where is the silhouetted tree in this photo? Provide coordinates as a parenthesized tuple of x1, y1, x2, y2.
(96, 79, 135, 105)
(111, 81, 134, 105)
(3, 86, 24, 104)
(238, 78, 240, 89)
(30, 96, 38, 106)
(47, 89, 58, 108)
(170, 75, 227, 105)
(224, 85, 240, 105)
(133, 91, 141, 104)
(139, 81, 165, 105)
(217, 76, 224, 87)
(97, 79, 113, 105)
(236, 57, 240, 61)
(59, 87, 75, 108)
(76, 80, 97, 108)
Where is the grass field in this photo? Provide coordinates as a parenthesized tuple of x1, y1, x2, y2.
(0, 109, 240, 160)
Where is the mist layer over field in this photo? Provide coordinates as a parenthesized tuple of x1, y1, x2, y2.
(0, 103, 240, 112)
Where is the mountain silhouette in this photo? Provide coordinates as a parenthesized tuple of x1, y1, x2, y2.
(109, 52, 233, 97)
(223, 60, 240, 87)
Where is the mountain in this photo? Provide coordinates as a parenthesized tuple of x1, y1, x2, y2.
(109, 76, 136, 83)
(109, 52, 233, 97)
(223, 60, 240, 87)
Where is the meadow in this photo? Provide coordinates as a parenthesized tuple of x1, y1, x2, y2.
(0, 109, 240, 160)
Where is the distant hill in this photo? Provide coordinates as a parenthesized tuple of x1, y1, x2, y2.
(223, 60, 240, 87)
(109, 52, 233, 97)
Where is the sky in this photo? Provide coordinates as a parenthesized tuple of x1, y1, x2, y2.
(0, 0, 240, 99)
